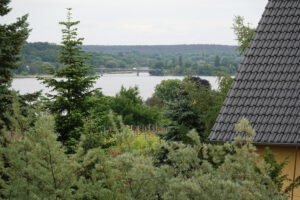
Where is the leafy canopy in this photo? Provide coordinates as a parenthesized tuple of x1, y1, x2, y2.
(232, 16, 256, 54)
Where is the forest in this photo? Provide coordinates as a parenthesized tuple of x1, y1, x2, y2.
(0, 1, 297, 200)
(17, 42, 241, 76)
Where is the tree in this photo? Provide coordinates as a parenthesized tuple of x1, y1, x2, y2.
(0, 115, 77, 199)
(178, 55, 183, 67)
(39, 8, 98, 152)
(110, 86, 161, 126)
(0, 107, 289, 199)
(163, 77, 210, 143)
(214, 55, 221, 67)
(74, 127, 287, 200)
(0, 0, 29, 127)
(150, 61, 165, 76)
(232, 16, 256, 54)
(162, 75, 233, 144)
(153, 79, 181, 105)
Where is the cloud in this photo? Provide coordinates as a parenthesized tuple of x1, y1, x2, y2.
(3, 0, 268, 45)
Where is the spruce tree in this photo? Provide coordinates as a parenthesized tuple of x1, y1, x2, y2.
(39, 8, 98, 151)
(0, 0, 29, 128)
(163, 77, 210, 143)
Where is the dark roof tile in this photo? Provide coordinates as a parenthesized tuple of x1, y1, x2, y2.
(208, 0, 300, 145)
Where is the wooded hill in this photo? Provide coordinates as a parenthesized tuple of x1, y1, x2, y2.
(18, 42, 241, 76)
(83, 44, 238, 55)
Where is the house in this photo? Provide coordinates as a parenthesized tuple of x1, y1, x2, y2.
(208, 0, 300, 199)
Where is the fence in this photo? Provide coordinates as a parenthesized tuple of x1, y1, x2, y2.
(129, 124, 167, 134)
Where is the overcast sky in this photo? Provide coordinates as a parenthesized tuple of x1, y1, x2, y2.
(2, 0, 268, 45)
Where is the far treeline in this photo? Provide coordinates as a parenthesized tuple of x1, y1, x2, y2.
(18, 42, 242, 76)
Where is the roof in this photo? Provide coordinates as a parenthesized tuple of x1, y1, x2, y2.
(208, 0, 300, 145)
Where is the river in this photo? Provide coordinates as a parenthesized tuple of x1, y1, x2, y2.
(12, 73, 219, 100)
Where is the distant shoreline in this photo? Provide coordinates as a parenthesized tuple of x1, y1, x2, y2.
(13, 72, 135, 78)
(13, 74, 53, 78)
(13, 73, 226, 79)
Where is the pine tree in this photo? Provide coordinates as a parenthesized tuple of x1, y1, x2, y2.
(0, 0, 29, 128)
(0, 114, 77, 199)
(39, 8, 98, 151)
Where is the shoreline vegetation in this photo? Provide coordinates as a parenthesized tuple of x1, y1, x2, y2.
(13, 73, 223, 78)
(14, 74, 53, 78)
(14, 71, 134, 78)
(17, 42, 242, 76)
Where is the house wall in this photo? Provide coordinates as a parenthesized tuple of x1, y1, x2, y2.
(256, 145, 300, 200)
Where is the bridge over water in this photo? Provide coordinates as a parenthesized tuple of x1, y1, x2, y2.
(94, 68, 159, 76)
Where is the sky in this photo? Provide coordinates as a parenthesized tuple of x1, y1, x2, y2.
(2, 0, 268, 45)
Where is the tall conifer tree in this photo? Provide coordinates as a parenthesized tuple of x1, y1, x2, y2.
(40, 8, 98, 152)
(0, 0, 29, 127)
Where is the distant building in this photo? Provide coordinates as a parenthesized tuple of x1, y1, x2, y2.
(208, 0, 300, 199)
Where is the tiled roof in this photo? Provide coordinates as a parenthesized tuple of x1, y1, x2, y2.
(208, 0, 300, 145)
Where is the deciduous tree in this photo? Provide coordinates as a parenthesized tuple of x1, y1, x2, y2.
(232, 16, 255, 54)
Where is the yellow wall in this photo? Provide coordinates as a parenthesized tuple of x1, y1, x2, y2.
(256, 145, 300, 200)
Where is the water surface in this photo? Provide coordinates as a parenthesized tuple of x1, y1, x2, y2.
(12, 73, 219, 99)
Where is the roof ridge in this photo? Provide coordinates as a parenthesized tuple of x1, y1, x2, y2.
(269, 0, 300, 1)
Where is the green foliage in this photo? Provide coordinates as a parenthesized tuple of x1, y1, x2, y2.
(0, 0, 29, 127)
(18, 42, 59, 74)
(39, 9, 98, 151)
(162, 75, 232, 143)
(232, 16, 256, 54)
(116, 86, 142, 105)
(0, 91, 39, 136)
(0, 103, 289, 200)
(214, 55, 221, 67)
(234, 117, 256, 137)
(233, 118, 300, 197)
(75, 128, 286, 200)
(109, 116, 162, 154)
(150, 54, 240, 76)
(164, 97, 203, 143)
(153, 79, 181, 104)
(77, 90, 162, 152)
(129, 133, 161, 152)
(160, 87, 189, 142)
(0, 3, 293, 199)
(263, 147, 300, 197)
(0, 0, 29, 83)
(216, 72, 233, 98)
(160, 132, 284, 200)
(110, 86, 161, 126)
(77, 110, 114, 152)
(0, 114, 77, 199)
(74, 147, 119, 200)
(149, 61, 166, 76)
(84, 44, 238, 55)
(263, 147, 289, 193)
